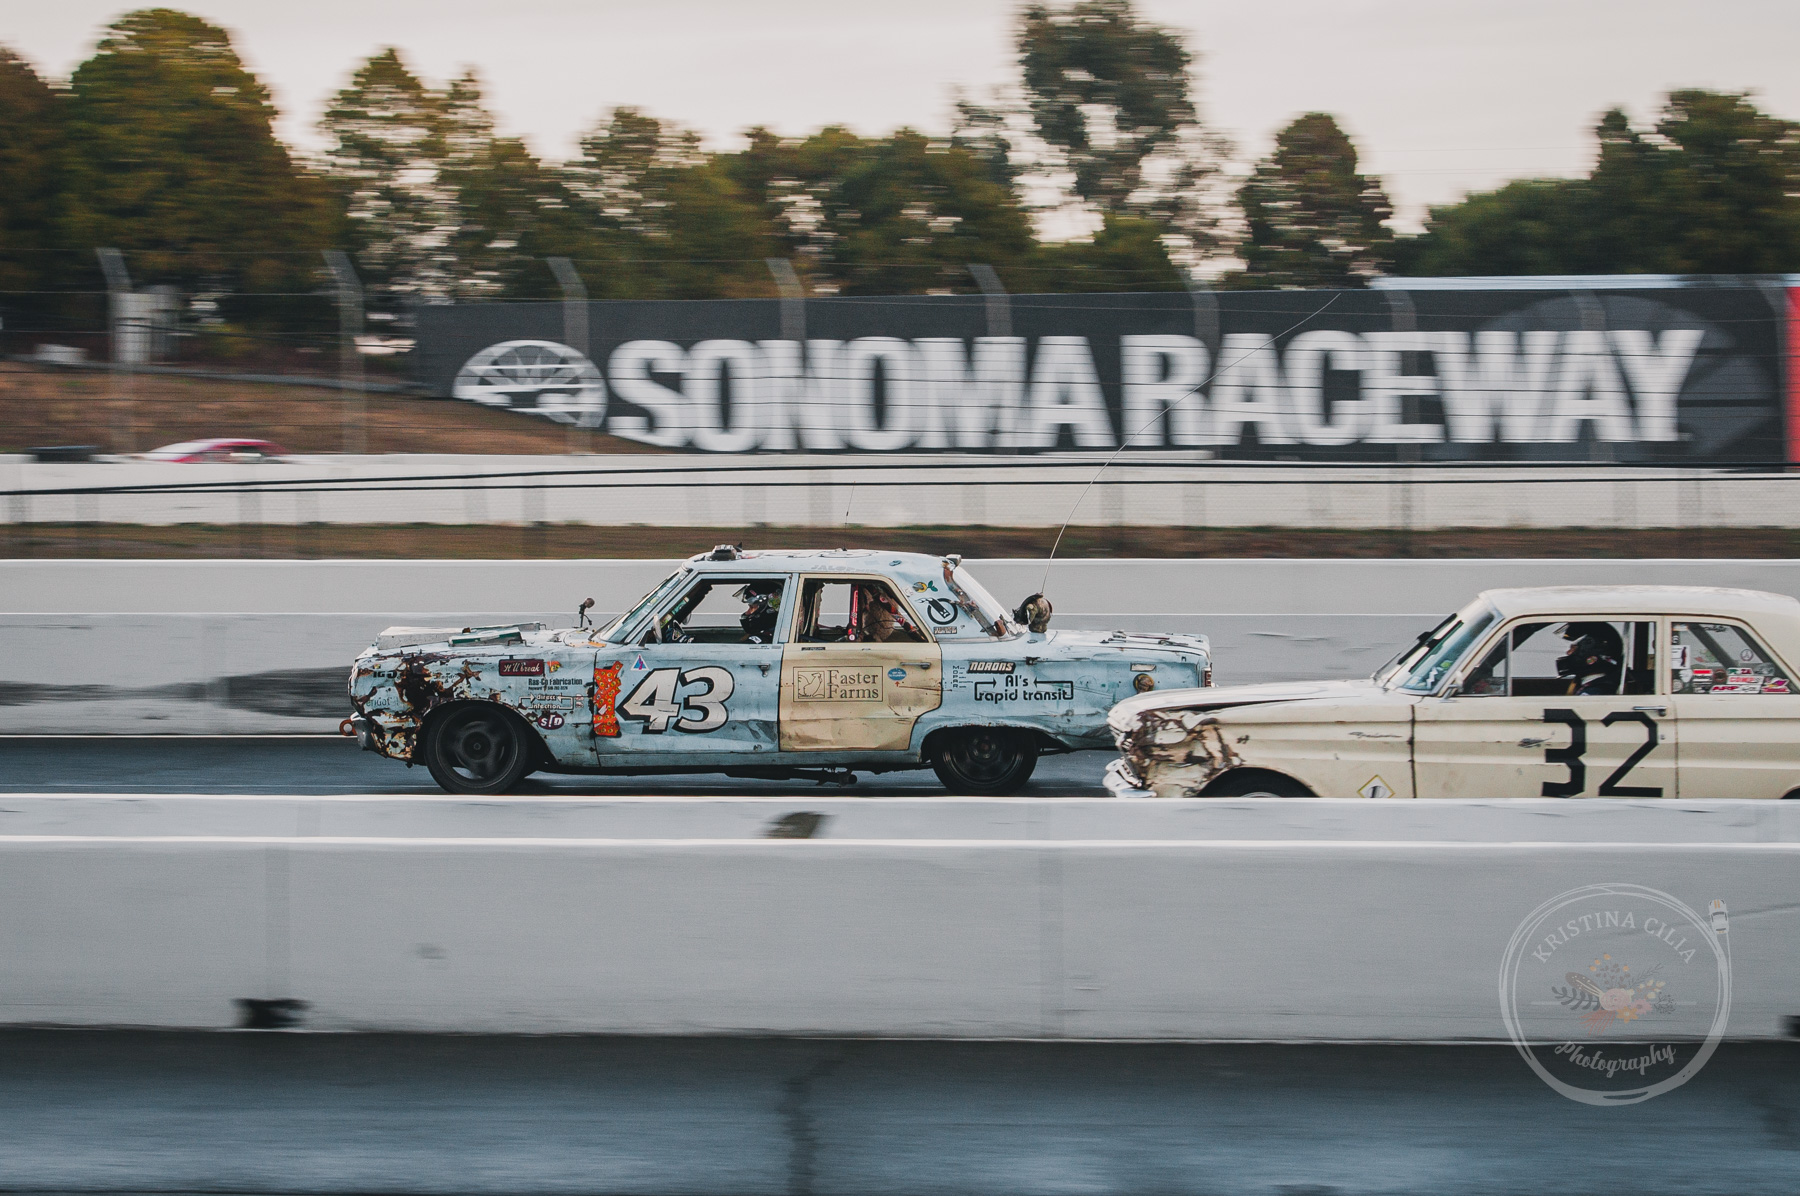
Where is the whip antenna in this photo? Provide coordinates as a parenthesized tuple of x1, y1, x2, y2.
(1038, 292, 1342, 594)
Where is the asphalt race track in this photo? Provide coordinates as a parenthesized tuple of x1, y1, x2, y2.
(0, 734, 1108, 796)
(1, 1033, 1796, 1196)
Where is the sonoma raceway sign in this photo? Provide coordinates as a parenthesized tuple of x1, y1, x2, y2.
(418, 283, 1794, 462)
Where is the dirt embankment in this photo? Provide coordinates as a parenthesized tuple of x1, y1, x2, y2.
(3, 523, 1794, 560)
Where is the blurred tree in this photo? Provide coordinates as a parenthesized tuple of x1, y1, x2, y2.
(727, 126, 1035, 296)
(948, 90, 1022, 192)
(0, 48, 63, 298)
(434, 69, 586, 299)
(1233, 112, 1393, 287)
(1015, 0, 1226, 260)
(59, 9, 335, 296)
(317, 48, 458, 309)
(1391, 179, 1591, 276)
(563, 107, 774, 298)
(1398, 91, 1800, 276)
(1029, 212, 1183, 291)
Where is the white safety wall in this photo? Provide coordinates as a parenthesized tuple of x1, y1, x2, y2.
(0, 797, 1792, 1039)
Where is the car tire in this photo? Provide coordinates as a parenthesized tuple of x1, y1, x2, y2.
(1201, 769, 1315, 798)
(932, 728, 1038, 795)
(423, 704, 535, 795)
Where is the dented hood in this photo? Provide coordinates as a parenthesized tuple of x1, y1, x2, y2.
(1108, 677, 1385, 730)
(367, 622, 551, 653)
(1037, 629, 1211, 656)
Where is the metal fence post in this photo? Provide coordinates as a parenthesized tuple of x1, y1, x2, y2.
(547, 257, 591, 454)
(1572, 290, 1609, 465)
(767, 259, 806, 510)
(1180, 275, 1221, 545)
(95, 248, 135, 453)
(765, 258, 805, 342)
(323, 251, 366, 456)
(968, 264, 1015, 453)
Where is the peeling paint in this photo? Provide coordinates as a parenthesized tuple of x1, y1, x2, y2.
(1117, 709, 1242, 799)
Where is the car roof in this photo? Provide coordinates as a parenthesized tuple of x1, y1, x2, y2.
(684, 549, 952, 579)
(1477, 585, 1800, 621)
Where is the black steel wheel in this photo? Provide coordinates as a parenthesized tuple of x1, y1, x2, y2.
(423, 704, 534, 795)
(931, 728, 1038, 795)
(1201, 769, 1314, 798)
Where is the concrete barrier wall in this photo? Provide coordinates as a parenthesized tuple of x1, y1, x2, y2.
(0, 797, 1792, 1039)
(8, 558, 1800, 732)
(5, 454, 1796, 528)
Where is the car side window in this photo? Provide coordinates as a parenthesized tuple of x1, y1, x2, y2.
(644, 576, 788, 646)
(1459, 620, 1657, 697)
(796, 578, 928, 644)
(1671, 621, 1793, 694)
(1461, 638, 1509, 696)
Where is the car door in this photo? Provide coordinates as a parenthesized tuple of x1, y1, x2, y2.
(779, 574, 943, 751)
(1413, 617, 1674, 798)
(595, 572, 790, 759)
(1668, 618, 1800, 799)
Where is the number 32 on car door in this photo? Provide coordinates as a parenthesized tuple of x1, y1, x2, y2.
(620, 667, 734, 732)
(1539, 707, 1665, 797)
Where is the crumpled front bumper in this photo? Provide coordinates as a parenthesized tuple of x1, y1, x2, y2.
(347, 715, 381, 753)
(1103, 757, 1155, 799)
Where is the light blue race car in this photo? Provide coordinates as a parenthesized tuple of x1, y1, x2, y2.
(348, 548, 1212, 795)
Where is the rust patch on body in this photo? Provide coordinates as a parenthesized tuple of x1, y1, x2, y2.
(351, 652, 485, 763)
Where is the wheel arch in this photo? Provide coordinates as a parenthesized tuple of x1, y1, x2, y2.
(920, 722, 1067, 763)
(1196, 766, 1317, 798)
(421, 698, 555, 770)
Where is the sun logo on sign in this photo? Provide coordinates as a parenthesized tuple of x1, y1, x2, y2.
(453, 339, 605, 427)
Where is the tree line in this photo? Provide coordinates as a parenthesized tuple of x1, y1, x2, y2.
(1, 3, 1796, 343)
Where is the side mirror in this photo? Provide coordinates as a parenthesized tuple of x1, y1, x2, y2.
(577, 597, 595, 629)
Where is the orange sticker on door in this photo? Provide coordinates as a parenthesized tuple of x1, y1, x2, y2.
(593, 660, 623, 737)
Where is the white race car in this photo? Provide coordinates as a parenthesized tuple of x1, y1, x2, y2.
(1106, 585, 1800, 800)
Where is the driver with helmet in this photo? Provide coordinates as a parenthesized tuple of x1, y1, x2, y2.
(1555, 621, 1624, 695)
(735, 581, 783, 643)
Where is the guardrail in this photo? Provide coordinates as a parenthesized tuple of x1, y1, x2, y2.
(4, 454, 1800, 530)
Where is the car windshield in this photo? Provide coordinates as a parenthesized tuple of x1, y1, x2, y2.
(952, 565, 1013, 634)
(595, 568, 688, 642)
(1373, 612, 1455, 686)
(1389, 602, 1498, 693)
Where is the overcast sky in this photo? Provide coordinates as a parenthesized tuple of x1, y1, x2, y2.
(5, 0, 1798, 232)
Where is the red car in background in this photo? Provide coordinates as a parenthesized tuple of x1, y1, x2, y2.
(141, 438, 287, 462)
